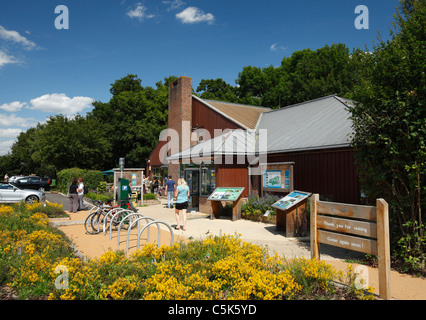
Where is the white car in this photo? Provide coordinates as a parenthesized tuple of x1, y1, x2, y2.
(0, 182, 46, 204)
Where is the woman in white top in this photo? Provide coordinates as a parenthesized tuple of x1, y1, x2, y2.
(173, 178, 190, 231)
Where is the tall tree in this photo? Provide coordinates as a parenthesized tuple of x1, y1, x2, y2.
(350, 1, 425, 271)
(195, 78, 239, 103)
(90, 74, 176, 168)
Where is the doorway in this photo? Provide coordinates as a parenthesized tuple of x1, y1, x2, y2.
(184, 169, 200, 211)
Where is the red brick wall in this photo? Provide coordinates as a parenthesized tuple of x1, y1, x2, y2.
(168, 76, 193, 180)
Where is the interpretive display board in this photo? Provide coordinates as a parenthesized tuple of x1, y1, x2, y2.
(207, 187, 245, 201)
(261, 162, 294, 194)
(207, 187, 245, 221)
(272, 191, 311, 211)
(272, 190, 311, 237)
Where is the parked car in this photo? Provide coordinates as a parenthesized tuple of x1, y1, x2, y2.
(10, 176, 51, 192)
(8, 175, 25, 183)
(0, 182, 46, 204)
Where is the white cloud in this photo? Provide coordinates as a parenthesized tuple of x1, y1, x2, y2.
(0, 101, 27, 112)
(28, 93, 94, 116)
(0, 25, 36, 50)
(0, 113, 36, 128)
(0, 139, 15, 155)
(0, 128, 23, 138)
(176, 7, 215, 24)
(270, 42, 287, 52)
(0, 50, 19, 68)
(127, 3, 155, 20)
(163, 0, 185, 11)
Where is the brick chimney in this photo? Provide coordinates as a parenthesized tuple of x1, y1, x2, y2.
(168, 76, 193, 179)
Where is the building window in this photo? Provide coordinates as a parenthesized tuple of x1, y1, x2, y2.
(201, 164, 215, 196)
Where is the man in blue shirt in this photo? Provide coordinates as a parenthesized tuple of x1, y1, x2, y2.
(165, 175, 176, 208)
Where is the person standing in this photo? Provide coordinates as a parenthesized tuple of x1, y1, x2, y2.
(68, 179, 79, 213)
(77, 177, 88, 211)
(165, 175, 176, 208)
(153, 177, 159, 195)
(173, 178, 190, 231)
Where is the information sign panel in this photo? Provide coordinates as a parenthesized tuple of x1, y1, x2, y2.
(272, 190, 311, 211)
(261, 162, 294, 193)
(207, 187, 245, 202)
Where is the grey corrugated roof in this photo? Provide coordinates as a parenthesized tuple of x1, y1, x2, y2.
(166, 95, 354, 163)
(167, 129, 256, 161)
(257, 95, 353, 153)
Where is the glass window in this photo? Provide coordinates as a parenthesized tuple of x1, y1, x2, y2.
(201, 164, 215, 196)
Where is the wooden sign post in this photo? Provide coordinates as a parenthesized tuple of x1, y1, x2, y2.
(310, 194, 391, 300)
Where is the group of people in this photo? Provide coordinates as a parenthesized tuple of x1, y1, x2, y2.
(165, 175, 190, 231)
(68, 177, 88, 213)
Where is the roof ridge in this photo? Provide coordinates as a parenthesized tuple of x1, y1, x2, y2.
(262, 95, 339, 114)
(201, 98, 271, 110)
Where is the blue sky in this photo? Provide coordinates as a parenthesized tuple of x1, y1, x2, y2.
(0, 0, 400, 155)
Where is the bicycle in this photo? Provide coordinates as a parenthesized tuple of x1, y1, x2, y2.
(84, 199, 138, 234)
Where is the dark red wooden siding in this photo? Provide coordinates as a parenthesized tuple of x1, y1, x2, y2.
(266, 148, 360, 204)
(215, 162, 249, 197)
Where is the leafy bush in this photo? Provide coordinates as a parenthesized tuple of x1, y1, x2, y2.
(57, 168, 103, 193)
(85, 192, 114, 203)
(242, 193, 280, 222)
(0, 204, 75, 299)
(143, 193, 156, 200)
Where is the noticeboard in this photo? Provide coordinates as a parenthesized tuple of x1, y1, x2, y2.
(272, 190, 311, 211)
(261, 162, 294, 193)
(207, 187, 245, 202)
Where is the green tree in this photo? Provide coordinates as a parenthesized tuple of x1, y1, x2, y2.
(195, 78, 239, 103)
(90, 74, 176, 168)
(31, 115, 111, 172)
(234, 43, 358, 109)
(350, 1, 425, 271)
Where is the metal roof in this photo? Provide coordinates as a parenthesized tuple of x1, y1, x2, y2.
(166, 95, 354, 162)
(167, 129, 256, 162)
(257, 95, 354, 153)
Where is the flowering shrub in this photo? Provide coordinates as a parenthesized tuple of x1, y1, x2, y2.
(242, 193, 280, 222)
(0, 204, 374, 300)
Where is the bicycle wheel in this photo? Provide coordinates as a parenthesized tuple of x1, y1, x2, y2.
(84, 212, 99, 234)
(91, 210, 107, 234)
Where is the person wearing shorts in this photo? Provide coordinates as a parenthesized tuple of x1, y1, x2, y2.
(174, 178, 190, 231)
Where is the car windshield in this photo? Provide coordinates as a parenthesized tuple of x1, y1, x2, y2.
(0, 183, 23, 190)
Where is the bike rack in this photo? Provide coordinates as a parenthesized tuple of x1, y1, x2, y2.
(125, 216, 158, 253)
(99, 208, 174, 255)
(116, 212, 147, 246)
(135, 221, 174, 252)
(108, 209, 137, 240)
(102, 207, 127, 236)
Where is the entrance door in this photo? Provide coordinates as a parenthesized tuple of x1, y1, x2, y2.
(184, 169, 200, 211)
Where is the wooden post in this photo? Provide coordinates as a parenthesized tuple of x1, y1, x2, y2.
(376, 198, 391, 300)
(310, 194, 319, 260)
(210, 201, 222, 220)
(232, 197, 242, 221)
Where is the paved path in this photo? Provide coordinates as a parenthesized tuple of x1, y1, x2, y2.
(46, 192, 362, 260)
